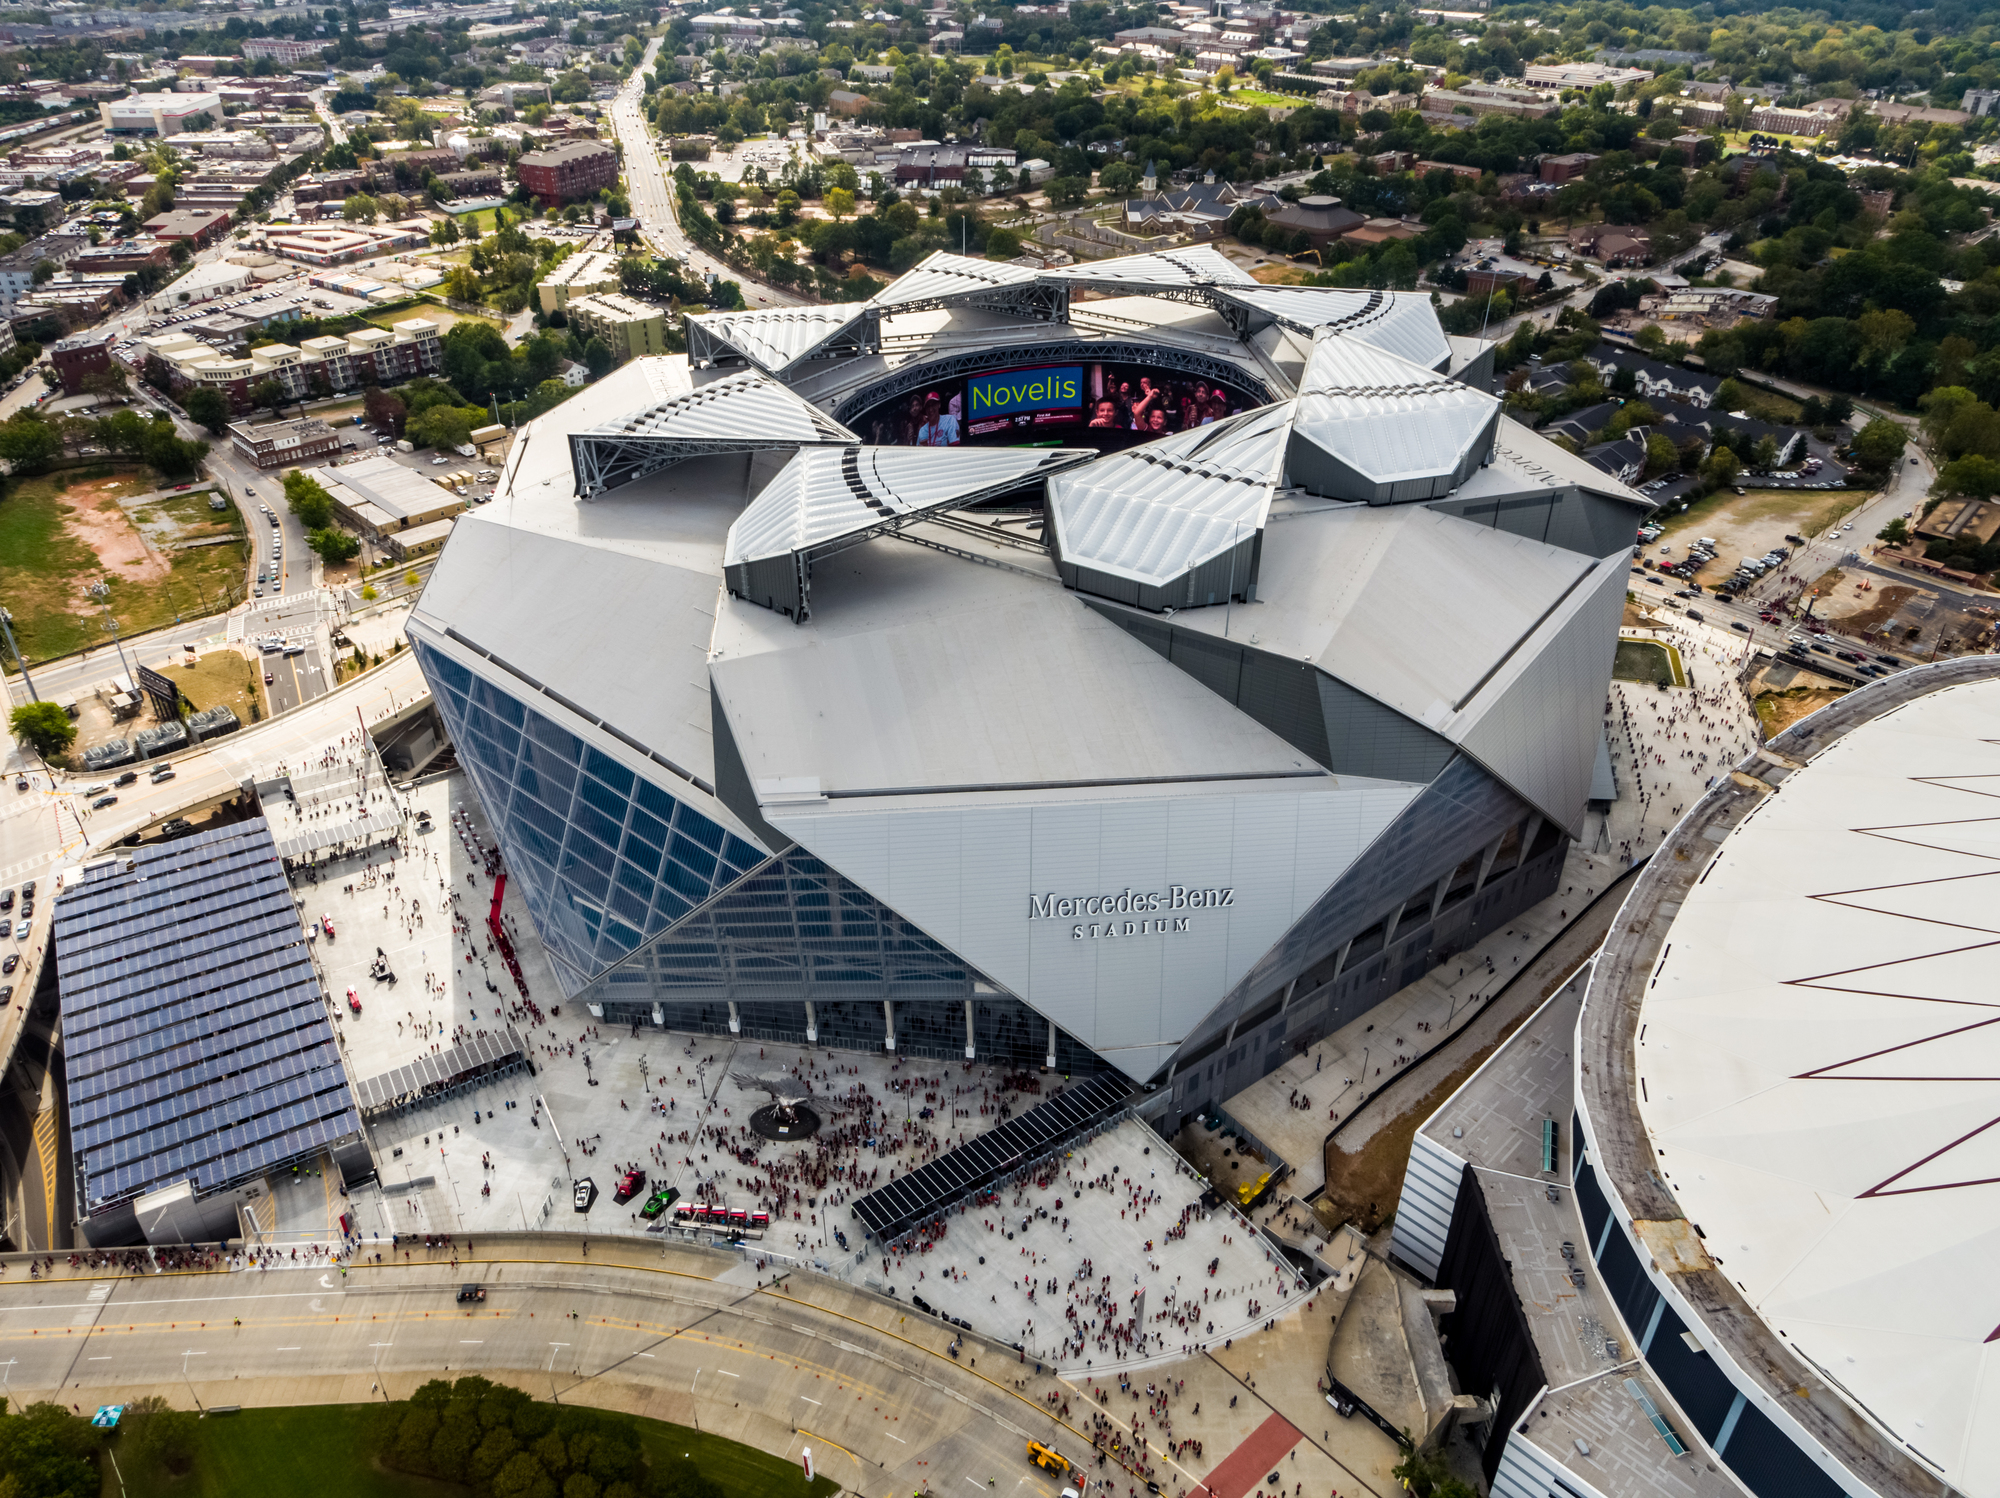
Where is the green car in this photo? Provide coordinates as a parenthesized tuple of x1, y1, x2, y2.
(639, 1186, 680, 1220)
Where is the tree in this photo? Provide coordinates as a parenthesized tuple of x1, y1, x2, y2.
(248, 377, 287, 417)
(984, 225, 1023, 261)
(1852, 417, 1909, 473)
(10, 701, 75, 758)
(121, 1395, 197, 1482)
(1878, 517, 1911, 545)
(342, 193, 380, 223)
(284, 469, 336, 529)
(825, 186, 855, 221)
(582, 336, 613, 379)
(363, 386, 407, 436)
(140, 419, 205, 478)
(309, 527, 360, 564)
(0, 1399, 98, 1498)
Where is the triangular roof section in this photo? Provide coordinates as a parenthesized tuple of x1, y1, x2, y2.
(1216, 286, 1454, 371)
(686, 303, 874, 374)
(1287, 331, 1500, 502)
(1047, 403, 1290, 591)
(870, 250, 1047, 312)
(566, 370, 856, 498)
(726, 442, 1095, 572)
(1044, 244, 1256, 289)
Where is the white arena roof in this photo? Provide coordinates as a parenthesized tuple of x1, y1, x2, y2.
(1634, 674, 2000, 1497)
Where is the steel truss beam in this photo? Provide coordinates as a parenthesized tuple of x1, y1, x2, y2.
(567, 432, 844, 499)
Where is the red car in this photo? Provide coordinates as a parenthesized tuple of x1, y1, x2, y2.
(347, 987, 361, 1014)
(322, 915, 335, 938)
(613, 1168, 646, 1204)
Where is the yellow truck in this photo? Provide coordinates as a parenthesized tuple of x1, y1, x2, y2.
(1026, 1441, 1070, 1476)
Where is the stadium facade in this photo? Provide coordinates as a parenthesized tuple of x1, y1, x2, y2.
(1391, 659, 2000, 1498)
(409, 248, 1650, 1129)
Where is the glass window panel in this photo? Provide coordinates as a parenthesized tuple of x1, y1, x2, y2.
(626, 807, 668, 853)
(669, 834, 717, 885)
(633, 775, 678, 825)
(674, 806, 724, 853)
(582, 748, 635, 799)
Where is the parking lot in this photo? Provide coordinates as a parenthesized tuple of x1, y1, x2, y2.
(1650, 484, 1869, 592)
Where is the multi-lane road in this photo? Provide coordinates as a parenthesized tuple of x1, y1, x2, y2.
(610, 38, 801, 310)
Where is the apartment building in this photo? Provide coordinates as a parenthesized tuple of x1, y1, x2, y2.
(537, 249, 622, 314)
(130, 318, 442, 411)
(515, 140, 618, 203)
(565, 293, 669, 360)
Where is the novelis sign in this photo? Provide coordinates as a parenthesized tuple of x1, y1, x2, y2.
(1028, 886, 1237, 941)
(967, 365, 1083, 420)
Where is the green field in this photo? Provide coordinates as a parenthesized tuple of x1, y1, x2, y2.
(124, 1402, 839, 1498)
(0, 467, 247, 663)
(1614, 637, 1685, 686)
(137, 1405, 454, 1498)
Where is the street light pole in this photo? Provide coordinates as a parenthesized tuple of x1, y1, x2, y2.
(0, 604, 39, 702)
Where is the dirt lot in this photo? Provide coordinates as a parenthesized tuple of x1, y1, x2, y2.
(1654, 486, 1867, 590)
(0, 468, 247, 661)
(1755, 685, 1848, 736)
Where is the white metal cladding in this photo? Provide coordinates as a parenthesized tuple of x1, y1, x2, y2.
(1289, 332, 1501, 501)
(578, 368, 854, 444)
(1043, 245, 1256, 288)
(689, 305, 873, 373)
(1046, 404, 1290, 589)
(1391, 1129, 1467, 1282)
(1456, 554, 1629, 834)
(1217, 287, 1453, 371)
(764, 779, 1424, 1076)
(871, 250, 1044, 307)
(723, 444, 1093, 569)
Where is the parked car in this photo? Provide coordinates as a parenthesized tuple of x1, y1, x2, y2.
(613, 1168, 646, 1204)
(13, 920, 28, 940)
(2, 954, 16, 974)
(574, 1178, 597, 1212)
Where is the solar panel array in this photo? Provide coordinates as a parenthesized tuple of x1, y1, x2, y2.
(55, 819, 362, 1219)
(352, 1025, 526, 1114)
(850, 1072, 1132, 1244)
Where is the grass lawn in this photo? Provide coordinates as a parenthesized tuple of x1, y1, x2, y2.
(141, 1405, 454, 1498)
(368, 302, 507, 334)
(632, 1416, 837, 1498)
(447, 207, 504, 235)
(125, 1403, 837, 1498)
(1614, 637, 1684, 686)
(0, 468, 247, 664)
(174, 650, 264, 726)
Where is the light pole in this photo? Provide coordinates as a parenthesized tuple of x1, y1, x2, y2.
(180, 1349, 204, 1411)
(370, 1339, 393, 1399)
(85, 583, 135, 683)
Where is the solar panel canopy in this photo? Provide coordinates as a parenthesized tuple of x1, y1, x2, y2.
(55, 819, 364, 1225)
(850, 1073, 1131, 1243)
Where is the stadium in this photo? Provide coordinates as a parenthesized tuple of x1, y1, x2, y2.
(1392, 658, 2000, 1498)
(409, 246, 1650, 1128)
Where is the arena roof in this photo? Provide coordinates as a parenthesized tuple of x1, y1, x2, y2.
(1631, 675, 2000, 1498)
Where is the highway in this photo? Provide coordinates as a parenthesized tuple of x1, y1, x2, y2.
(610, 39, 801, 310)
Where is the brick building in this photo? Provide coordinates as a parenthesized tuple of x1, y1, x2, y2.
(144, 208, 233, 247)
(129, 318, 443, 412)
(50, 326, 117, 394)
(228, 416, 342, 468)
(515, 140, 618, 203)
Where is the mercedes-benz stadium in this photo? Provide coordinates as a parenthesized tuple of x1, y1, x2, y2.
(408, 247, 1650, 1129)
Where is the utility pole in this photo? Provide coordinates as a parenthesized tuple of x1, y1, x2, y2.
(0, 603, 38, 702)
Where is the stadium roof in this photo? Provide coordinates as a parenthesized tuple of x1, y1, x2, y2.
(1287, 331, 1501, 502)
(1046, 402, 1289, 592)
(1630, 675, 2000, 1498)
(54, 820, 362, 1220)
(725, 443, 1093, 572)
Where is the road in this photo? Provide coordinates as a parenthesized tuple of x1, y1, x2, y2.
(0, 1251, 1079, 1498)
(608, 39, 801, 310)
(0, 1240, 1393, 1498)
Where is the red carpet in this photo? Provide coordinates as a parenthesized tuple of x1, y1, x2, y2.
(1195, 1411, 1303, 1498)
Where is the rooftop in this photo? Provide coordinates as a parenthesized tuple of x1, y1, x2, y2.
(54, 820, 363, 1220)
(1583, 658, 2000, 1498)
